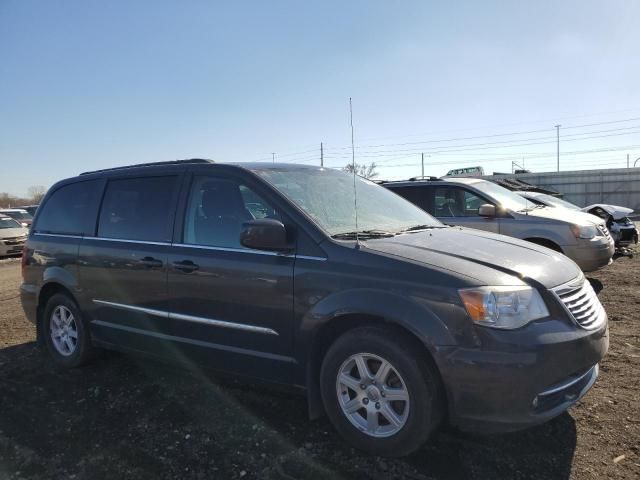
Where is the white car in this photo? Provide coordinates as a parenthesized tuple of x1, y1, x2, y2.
(517, 191, 638, 247)
(0, 208, 33, 228)
(0, 215, 29, 256)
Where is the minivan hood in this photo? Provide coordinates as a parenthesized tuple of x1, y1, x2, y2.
(0, 227, 28, 239)
(364, 227, 580, 289)
(519, 205, 604, 226)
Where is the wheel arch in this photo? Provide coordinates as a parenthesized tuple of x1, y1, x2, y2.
(523, 237, 563, 253)
(300, 289, 453, 420)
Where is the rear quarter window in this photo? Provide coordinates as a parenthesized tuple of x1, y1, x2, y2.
(34, 180, 102, 235)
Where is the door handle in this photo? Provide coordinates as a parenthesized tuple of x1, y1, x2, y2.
(138, 256, 163, 268)
(172, 260, 199, 273)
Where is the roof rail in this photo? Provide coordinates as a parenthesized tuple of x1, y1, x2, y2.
(408, 175, 440, 181)
(80, 158, 214, 176)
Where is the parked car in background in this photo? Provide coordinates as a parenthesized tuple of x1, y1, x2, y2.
(445, 166, 484, 177)
(584, 204, 638, 247)
(17, 205, 39, 216)
(0, 208, 34, 228)
(0, 214, 28, 256)
(384, 177, 614, 272)
(516, 191, 638, 248)
(20, 160, 609, 456)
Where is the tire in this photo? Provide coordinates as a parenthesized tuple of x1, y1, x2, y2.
(320, 326, 443, 457)
(42, 293, 93, 368)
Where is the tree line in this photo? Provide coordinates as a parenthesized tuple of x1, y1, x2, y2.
(0, 186, 47, 209)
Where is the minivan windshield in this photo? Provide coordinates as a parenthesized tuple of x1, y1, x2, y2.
(255, 167, 443, 236)
(0, 218, 22, 229)
(468, 180, 534, 212)
(534, 193, 581, 210)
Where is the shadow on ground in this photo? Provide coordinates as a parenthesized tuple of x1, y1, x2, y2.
(0, 343, 577, 480)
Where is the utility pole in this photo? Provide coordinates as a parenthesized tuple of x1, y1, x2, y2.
(320, 142, 324, 167)
(421, 152, 424, 178)
(272, 152, 275, 163)
(555, 125, 561, 172)
(627, 153, 630, 168)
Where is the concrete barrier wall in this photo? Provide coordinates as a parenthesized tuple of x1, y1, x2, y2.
(486, 167, 640, 212)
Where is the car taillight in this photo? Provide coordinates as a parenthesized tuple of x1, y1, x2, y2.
(21, 244, 28, 274)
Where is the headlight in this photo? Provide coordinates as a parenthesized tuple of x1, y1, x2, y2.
(570, 224, 598, 239)
(458, 286, 549, 329)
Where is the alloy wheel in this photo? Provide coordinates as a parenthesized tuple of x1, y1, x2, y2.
(49, 305, 78, 357)
(336, 352, 410, 438)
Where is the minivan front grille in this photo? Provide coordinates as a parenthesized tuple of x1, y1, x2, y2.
(552, 278, 606, 330)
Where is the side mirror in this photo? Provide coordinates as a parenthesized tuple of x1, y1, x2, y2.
(478, 204, 496, 217)
(240, 219, 290, 252)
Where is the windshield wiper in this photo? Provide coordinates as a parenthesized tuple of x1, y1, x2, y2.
(519, 204, 546, 213)
(331, 229, 397, 240)
(398, 224, 446, 233)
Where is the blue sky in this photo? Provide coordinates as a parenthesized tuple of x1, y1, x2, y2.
(1, 0, 639, 196)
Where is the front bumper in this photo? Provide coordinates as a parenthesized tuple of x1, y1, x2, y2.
(614, 226, 638, 247)
(435, 316, 608, 433)
(0, 241, 25, 256)
(562, 238, 614, 272)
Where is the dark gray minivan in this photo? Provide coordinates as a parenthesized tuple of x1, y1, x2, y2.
(21, 160, 608, 456)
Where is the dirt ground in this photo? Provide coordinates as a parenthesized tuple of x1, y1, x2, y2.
(0, 254, 638, 480)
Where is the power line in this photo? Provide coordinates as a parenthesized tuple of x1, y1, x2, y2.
(311, 117, 640, 153)
(353, 108, 640, 142)
(255, 114, 640, 164)
(321, 144, 640, 168)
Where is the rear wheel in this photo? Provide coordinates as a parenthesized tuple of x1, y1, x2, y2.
(43, 293, 93, 368)
(320, 326, 443, 456)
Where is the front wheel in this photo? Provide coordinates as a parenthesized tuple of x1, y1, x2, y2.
(320, 326, 443, 456)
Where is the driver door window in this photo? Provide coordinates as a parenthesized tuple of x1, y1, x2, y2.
(183, 176, 280, 248)
(462, 190, 490, 217)
(433, 187, 462, 217)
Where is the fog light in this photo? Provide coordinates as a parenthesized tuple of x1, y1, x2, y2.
(532, 397, 539, 408)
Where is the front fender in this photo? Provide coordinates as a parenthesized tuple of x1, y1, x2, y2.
(296, 287, 463, 419)
(514, 228, 573, 248)
(296, 288, 459, 360)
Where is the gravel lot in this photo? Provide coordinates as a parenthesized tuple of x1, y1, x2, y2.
(0, 255, 638, 479)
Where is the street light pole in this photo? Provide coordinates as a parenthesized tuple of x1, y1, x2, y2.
(555, 124, 561, 172)
(634, 157, 640, 168)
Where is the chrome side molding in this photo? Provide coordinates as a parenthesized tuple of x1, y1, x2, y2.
(92, 299, 279, 336)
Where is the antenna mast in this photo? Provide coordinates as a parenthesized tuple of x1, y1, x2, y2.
(349, 97, 360, 249)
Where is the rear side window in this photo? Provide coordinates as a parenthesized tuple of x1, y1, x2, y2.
(98, 176, 179, 242)
(35, 180, 101, 235)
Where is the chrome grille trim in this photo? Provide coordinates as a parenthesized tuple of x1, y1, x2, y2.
(552, 277, 606, 330)
(2, 237, 27, 245)
(538, 364, 598, 397)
